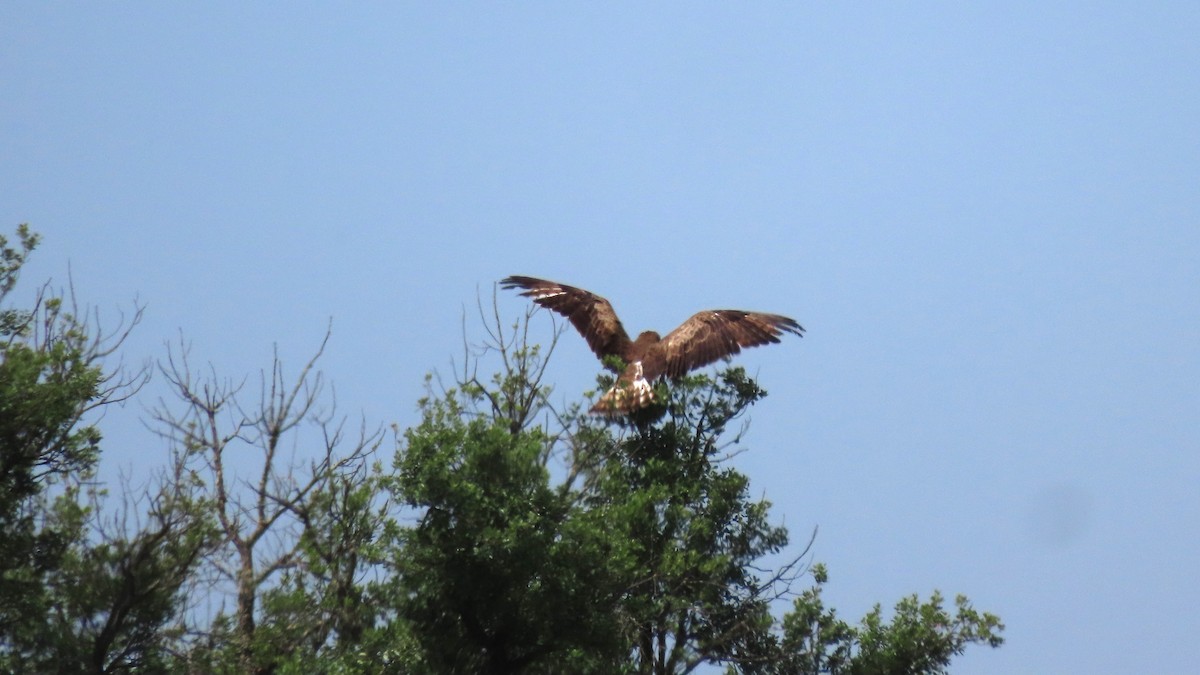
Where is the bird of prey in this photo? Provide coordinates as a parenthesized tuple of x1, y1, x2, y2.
(501, 275, 804, 415)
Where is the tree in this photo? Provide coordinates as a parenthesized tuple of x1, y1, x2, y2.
(363, 303, 805, 674)
(1, 224, 108, 631)
(572, 370, 807, 675)
(365, 297, 1003, 674)
(1, 224, 212, 673)
(3, 231, 1004, 673)
(149, 331, 384, 674)
(30, 457, 217, 674)
(376, 318, 631, 674)
(774, 563, 1004, 674)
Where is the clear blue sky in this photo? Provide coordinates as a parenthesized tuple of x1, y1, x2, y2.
(3, 4, 1198, 673)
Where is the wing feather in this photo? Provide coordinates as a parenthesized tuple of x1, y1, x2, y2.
(659, 310, 804, 378)
(500, 276, 633, 367)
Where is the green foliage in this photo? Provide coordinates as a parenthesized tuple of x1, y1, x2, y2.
(246, 464, 394, 674)
(0, 223, 103, 518)
(372, 317, 805, 674)
(1, 224, 107, 666)
(381, 382, 629, 673)
(775, 564, 855, 674)
(773, 564, 1004, 674)
(35, 488, 216, 673)
(0, 223, 40, 298)
(848, 591, 1004, 675)
(593, 369, 791, 674)
(1, 224, 210, 673)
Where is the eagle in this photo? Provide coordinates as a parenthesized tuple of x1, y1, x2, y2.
(501, 275, 804, 415)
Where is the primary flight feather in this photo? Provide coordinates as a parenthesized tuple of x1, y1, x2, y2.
(501, 275, 804, 415)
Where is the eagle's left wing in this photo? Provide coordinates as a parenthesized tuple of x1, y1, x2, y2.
(658, 310, 804, 379)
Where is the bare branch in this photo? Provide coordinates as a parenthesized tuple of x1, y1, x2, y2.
(147, 323, 382, 672)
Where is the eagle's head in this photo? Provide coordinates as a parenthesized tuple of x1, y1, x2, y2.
(634, 330, 661, 346)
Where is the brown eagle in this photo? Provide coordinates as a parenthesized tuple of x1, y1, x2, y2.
(501, 275, 804, 415)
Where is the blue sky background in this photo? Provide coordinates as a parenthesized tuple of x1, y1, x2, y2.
(3, 4, 1198, 673)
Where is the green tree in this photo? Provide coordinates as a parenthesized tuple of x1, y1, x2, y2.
(3, 232, 1004, 673)
(774, 563, 1003, 674)
(1, 225, 213, 673)
(364, 307, 806, 674)
(249, 456, 391, 675)
(377, 324, 630, 674)
(29, 459, 217, 673)
(364, 300, 1003, 674)
(0, 224, 102, 632)
(580, 370, 804, 675)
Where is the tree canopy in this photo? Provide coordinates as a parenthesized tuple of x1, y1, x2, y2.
(0, 225, 1003, 674)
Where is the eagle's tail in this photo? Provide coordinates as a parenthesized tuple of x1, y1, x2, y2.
(590, 363, 655, 416)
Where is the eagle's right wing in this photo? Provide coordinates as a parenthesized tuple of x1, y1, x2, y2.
(501, 276, 633, 369)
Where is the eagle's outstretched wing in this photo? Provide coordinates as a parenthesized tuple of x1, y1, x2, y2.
(657, 310, 804, 379)
(500, 276, 633, 367)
